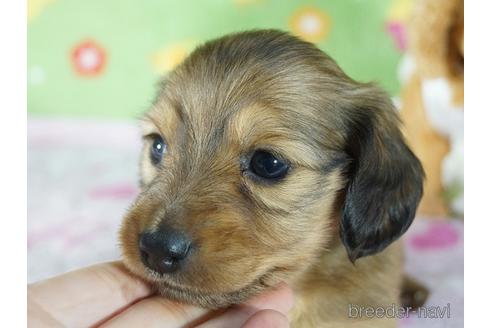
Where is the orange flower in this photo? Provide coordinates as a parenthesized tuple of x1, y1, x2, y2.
(71, 40, 106, 76)
(289, 6, 331, 43)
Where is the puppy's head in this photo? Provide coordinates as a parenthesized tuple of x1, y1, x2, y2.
(119, 30, 423, 308)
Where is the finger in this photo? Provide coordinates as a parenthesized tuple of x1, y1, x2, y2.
(28, 261, 152, 327)
(242, 283, 294, 314)
(197, 283, 294, 328)
(242, 309, 289, 328)
(98, 295, 208, 328)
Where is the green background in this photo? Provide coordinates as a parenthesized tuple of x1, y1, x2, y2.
(28, 0, 406, 119)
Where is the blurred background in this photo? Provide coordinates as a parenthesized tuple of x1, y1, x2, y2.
(28, 1, 463, 327)
(28, 0, 404, 118)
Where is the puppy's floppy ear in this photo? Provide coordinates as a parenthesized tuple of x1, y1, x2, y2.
(340, 85, 424, 262)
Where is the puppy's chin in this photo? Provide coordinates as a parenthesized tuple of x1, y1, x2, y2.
(154, 278, 266, 309)
(125, 260, 282, 309)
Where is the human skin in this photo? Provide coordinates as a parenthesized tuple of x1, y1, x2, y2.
(27, 261, 294, 328)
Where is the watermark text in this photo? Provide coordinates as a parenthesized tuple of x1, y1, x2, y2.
(348, 303, 451, 319)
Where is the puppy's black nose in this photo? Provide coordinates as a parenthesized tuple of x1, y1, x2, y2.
(139, 226, 191, 274)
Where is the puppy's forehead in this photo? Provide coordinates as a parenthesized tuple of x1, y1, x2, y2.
(145, 98, 292, 145)
(145, 31, 351, 159)
(159, 31, 333, 121)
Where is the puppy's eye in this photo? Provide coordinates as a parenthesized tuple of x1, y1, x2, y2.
(250, 150, 289, 180)
(149, 134, 167, 165)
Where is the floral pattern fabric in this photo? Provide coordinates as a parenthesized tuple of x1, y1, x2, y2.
(28, 0, 411, 118)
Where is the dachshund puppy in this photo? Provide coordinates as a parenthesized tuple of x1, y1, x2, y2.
(119, 30, 424, 327)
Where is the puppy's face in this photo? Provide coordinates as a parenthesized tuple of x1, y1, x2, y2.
(120, 30, 423, 308)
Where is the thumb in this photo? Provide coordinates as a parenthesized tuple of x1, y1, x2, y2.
(242, 309, 290, 328)
(197, 283, 294, 328)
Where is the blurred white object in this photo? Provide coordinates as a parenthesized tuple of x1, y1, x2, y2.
(421, 78, 464, 214)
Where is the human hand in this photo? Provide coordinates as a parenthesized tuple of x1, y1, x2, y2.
(27, 261, 293, 328)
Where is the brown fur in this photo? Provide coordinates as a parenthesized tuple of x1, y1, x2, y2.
(409, 0, 464, 80)
(119, 30, 424, 327)
(401, 0, 464, 216)
(400, 75, 450, 216)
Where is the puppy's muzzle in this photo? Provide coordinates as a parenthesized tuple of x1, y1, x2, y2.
(139, 225, 192, 274)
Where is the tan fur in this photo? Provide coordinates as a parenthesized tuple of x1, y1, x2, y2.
(119, 30, 423, 327)
(409, 0, 464, 79)
(400, 0, 464, 216)
(400, 75, 450, 216)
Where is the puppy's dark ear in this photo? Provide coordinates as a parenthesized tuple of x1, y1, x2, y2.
(340, 86, 424, 262)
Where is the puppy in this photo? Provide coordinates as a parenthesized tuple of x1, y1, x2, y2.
(119, 30, 424, 327)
